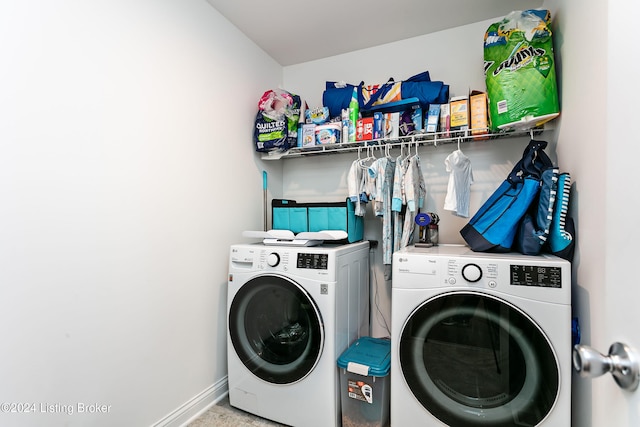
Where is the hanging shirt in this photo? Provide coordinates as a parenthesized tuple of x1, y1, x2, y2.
(347, 159, 364, 216)
(371, 157, 391, 217)
(347, 159, 371, 217)
(444, 149, 474, 218)
(404, 155, 426, 214)
(392, 153, 409, 253)
(371, 157, 396, 278)
(401, 155, 426, 248)
(364, 162, 377, 209)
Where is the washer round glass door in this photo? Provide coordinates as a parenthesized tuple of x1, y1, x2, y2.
(399, 292, 559, 427)
(229, 274, 324, 384)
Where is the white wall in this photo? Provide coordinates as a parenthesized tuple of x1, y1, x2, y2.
(4, 1, 636, 426)
(546, 1, 640, 426)
(555, 0, 640, 425)
(604, 0, 640, 426)
(0, 1, 281, 426)
(282, 20, 533, 337)
(284, 20, 491, 107)
(542, 1, 609, 426)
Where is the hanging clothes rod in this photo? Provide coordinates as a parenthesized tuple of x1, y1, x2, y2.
(261, 126, 547, 160)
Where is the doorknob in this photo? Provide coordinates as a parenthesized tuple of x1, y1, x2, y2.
(573, 342, 640, 391)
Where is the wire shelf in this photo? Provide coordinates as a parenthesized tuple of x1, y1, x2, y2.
(261, 126, 549, 160)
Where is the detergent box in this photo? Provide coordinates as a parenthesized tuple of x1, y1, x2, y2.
(383, 112, 399, 140)
(425, 104, 441, 133)
(357, 118, 374, 141)
(449, 96, 469, 132)
(439, 103, 451, 137)
(469, 90, 489, 140)
(337, 337, 391, 427)
(315, 123, 340, 145)
(373, 112, 384, 139)
(299, 124, 316, 147)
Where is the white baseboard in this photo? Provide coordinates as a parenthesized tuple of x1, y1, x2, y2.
(152, 376, 228, 427)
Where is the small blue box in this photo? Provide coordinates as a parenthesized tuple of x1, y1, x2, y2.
(373, 112, 384, 140)
(337, 337, 391, 427)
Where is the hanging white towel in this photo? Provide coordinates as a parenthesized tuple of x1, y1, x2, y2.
(444, 149, 474, 218)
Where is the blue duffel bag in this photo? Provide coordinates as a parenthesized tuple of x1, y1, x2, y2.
(460, 139, 555, 252)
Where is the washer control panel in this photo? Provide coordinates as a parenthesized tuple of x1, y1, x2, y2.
(296, 252, 329, 270)
(266, 252, 280, 267)
(258, 250, 291, 271)
(230, 246, 331, 273)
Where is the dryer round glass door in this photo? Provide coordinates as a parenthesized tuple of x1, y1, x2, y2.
(399, 291, 559, 427)
(229, 274, 324, 384)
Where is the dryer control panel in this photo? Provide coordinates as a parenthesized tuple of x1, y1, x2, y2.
(447, 258, 563, 288)
(392, 245, 571, 304)
(510, 264, 563, 288)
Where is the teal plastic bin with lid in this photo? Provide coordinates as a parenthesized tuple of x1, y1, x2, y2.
(337, 337, 391, 427)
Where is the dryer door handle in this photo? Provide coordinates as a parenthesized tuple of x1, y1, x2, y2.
(573, 342, 639, 391)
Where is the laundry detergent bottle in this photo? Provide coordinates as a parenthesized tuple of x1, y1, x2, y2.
(348, 87, 359, 142)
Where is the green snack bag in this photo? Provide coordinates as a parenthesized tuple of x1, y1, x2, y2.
(484, 10, 560, 131)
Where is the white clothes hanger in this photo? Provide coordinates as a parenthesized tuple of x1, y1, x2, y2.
(359, 145, 376, 168)
(385, 143, 393, 159)
(413, 139, 420, 158)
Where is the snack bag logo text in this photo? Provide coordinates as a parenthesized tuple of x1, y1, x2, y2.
(493, 45, 546, 76)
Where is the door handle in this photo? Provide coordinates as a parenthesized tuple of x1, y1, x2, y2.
(573, 342, 639, 391)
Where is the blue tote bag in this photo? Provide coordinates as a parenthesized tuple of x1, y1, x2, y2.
(460, 140, 554, 252)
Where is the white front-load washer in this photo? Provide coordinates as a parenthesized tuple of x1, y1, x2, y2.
(227, 241, 370, 427)
(391, 244, 572, 427)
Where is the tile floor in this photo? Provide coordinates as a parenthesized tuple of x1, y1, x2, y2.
(188, 394, 287, 427)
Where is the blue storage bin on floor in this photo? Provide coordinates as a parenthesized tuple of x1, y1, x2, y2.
(337, 337, 391, 427)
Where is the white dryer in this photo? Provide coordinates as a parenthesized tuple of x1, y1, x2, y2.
(391, 244, 571, 427)
(227, 241, 370, 427)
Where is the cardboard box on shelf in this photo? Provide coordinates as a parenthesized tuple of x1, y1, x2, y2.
(383, 112, 399, 140)
(470, 90, 489, 140)
(373, 113, 384, 140)
(299, 123, 316, 147)
(425, 104, 440, 133)
(439, 103, 451, 137)
(449, 96, 469, 132)
(357, 117, 374, 141)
